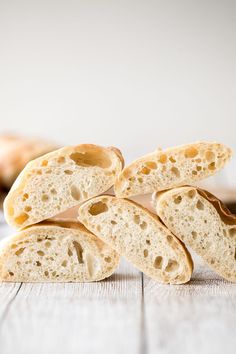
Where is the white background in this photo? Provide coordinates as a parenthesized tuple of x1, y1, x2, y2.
(0, 0, 235, 184)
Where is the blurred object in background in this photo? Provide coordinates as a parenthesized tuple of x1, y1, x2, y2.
(0, 134, 59, 190)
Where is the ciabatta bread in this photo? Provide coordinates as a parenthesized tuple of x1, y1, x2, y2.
(0, 221, 119, 282)
(153, 186, 236, 282)
(0, 134, 58, 189)
(115, 142, 232, 198)
(4, 144, 124, 229)
(78, 196, 193, 284)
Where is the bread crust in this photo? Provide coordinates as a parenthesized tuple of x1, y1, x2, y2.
(78, 195, 193, 284)
(115, 141, 232, 198)
(0, 220, 120, 282)
(154, 186, 236, 282)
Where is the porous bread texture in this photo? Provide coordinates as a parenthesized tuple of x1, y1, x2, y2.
(4, 144, 124, 230)
(78, 196, 193, 284)
(114, 141, 232, 198)
(153, 186, 236, 283)
(0, 134, 58, 189)
(0, 221, 120, 282)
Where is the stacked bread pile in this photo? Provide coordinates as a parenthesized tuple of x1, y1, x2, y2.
(1, 142, 235, 284)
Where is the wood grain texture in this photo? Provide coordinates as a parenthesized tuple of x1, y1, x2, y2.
(144, 256, 236, 354)
(0, 259, 142, 354)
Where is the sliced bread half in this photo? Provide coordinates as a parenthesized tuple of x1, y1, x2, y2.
(78, 196, 193, 284)
(115, 141, 232, 197)
(4, 144, 124, 229)
(153, 186, 236, 282)
(0, 220, 119, 282)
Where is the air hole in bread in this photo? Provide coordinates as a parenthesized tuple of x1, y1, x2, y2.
(138, 177, 143, 183)
(134, 215, 140, 224)
(50, 188, 57, 195)
(196, 200, 204, 210)
(57, 156, 65, 163)
(192, 170, 197, 175)
(37, 250, 45, 256)
(208, 162, 216, 170)
(61, 260, 67, 267)
(70, 185, 81, 201)
(166, 235, 174, 245)
(146, 239, 151, 245)
(9, 272, 14, 276)
(171, 166, 180, 177)
(159, 154, 167, 163)
(41, 194, 49, 202)
(140, 167, 150, 175)
(229, 228, 236, 238)
(36, 261, 41, 266)
(165, 259, 179, 273)
(14, 213, 29, 225)
(140, 221, 147, 230)
(64, 170, 73, 175)
(89, 202, 108, 216)
(73, 241, 84, 263)
(36, 170, 42, 175)
(143, 249, 148, 257)
(105, 256, 111, 263)
(111, 220, 117, 225)
(196, 165, 202, 171)
(68, 248, 73, 257)
(15, 247, 25, 256)
(11, 244, 17, 249)
(70, 149, 112, 168)
(184, 147, 198, 158)
(46, 169, 52, 174)
(24, 206, 32, 212)
(191, 231, 197, 239)
(205, 151, 215, 161)
(154, 256, 163, 269)
(169, 156, 176, 163)
(187, 189, 196, 199)
(45, 241, 51, 248)
(44, 271, 49, 276)
(174, 196, 182, 204)
(145, 161, 157, 169)
(41, 160, 48, 166)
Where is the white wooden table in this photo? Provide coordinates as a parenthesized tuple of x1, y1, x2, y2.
(0, 212, 236, 354)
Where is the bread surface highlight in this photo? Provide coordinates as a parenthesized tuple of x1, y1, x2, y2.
(154, 186, 236, 282)
(4, 144, 124, 229)
(0, 221, 119, 282)
(115, 142, 232, 198)
(78, 196, 193, 284)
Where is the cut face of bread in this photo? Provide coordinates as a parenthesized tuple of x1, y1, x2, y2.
(0, 221, 119, 282)
(4, 144, 124, 230)
(153, 186, 236, 282)
(78, 196, 193, 284)
(114, 142, 232, 198)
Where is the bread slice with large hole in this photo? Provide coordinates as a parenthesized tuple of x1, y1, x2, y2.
(78, 196, 193, 284)
(153, 186, 236, 282)
(114, 141, 232, 198)
(4, 144, 124, 230)
(0, 220, 119, 282)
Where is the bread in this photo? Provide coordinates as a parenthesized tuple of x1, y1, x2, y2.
(78, 195, 193, 284)
(153, 186, 236, 282)
(0, 134, 58, 189)
(0, 220, 119, 282)
(114, 141, 232, 198)
(4, 144, 124, 230)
